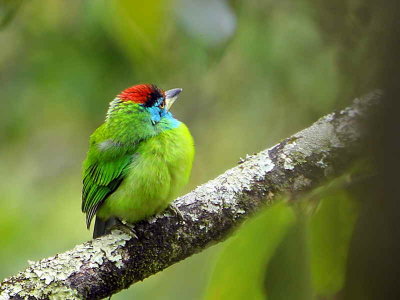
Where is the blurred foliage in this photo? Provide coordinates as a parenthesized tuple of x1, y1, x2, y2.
(308, 189, 358, 295)
(0, 0, 24, 28)
(205, 202, 296, 300)
(265, 214, 313, 300)
(205, 179, 358, 300)
(0, 0, 386, 299)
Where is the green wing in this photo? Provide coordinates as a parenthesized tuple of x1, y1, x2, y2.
(81, 147, 134, 229)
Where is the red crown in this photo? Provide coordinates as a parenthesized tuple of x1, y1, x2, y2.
(118, 84, 165, 106)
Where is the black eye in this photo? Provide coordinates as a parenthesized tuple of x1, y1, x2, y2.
(159, 100, 165, 109)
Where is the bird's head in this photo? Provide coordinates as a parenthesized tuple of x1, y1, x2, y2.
(107, 84, 182, 127)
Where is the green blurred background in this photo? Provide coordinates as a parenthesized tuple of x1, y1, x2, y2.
(1, 0, 395, 299)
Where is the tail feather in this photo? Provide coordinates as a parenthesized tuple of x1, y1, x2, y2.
(93, 217, 118, 239)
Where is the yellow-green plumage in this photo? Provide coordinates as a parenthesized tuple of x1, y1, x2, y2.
(81, 84, 194, 238)
(97, 123, 194, 222)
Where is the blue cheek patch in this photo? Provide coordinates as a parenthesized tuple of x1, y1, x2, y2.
(145, 106, 180, 129)
(147, 106, 161, 124)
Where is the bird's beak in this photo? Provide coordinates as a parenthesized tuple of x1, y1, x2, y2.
(165, 88, 182, 111)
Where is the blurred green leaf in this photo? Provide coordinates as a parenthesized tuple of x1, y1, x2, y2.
(0, 0, 24, 28)
(204, 202, 296, 300)
(265, 217, 313, 300)
(308, 190, 358, 295)
(96, 0, 171, 70)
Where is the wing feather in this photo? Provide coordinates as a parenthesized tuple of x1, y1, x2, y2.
(81, 148, 134, 228)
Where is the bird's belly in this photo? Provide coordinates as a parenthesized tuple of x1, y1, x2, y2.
(99, 158, 172, 222)
(97, 124, 194, 223)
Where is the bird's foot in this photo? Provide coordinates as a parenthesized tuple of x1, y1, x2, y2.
(109, 219, 138, 239)
(167, 203, 184, 222)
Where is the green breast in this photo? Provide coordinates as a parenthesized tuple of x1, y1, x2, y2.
(97, 123, 194, 222)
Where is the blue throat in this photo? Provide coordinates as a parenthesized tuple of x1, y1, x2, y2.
(146, 106, 180, 130)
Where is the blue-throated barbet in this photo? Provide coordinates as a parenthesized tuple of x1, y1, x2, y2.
(81, 84, 194, 238)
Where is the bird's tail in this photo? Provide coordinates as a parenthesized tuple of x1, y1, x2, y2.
(93, 216, 118, 239)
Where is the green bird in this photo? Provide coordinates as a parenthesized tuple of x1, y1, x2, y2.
(81, 84, 194, 238)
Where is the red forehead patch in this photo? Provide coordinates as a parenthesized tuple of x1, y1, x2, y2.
(118, 84, 165, 106)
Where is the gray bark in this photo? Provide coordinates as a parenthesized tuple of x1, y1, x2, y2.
(0, 91, 381, 300)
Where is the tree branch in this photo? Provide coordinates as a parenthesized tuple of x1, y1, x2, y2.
(0, 91, 381, 300)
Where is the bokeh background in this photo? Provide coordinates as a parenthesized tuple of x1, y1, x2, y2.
(1, 0, 399, 299)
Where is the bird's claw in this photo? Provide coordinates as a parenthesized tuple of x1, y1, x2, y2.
(109, 219, 138, 239)
(168, 203, 184, 222)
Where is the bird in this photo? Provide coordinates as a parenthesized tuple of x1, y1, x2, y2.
(81, 84, 194, 238)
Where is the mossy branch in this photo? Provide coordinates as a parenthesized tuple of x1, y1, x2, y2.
(0, 91, 381, 300)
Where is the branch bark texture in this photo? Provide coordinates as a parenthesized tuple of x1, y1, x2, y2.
(0, 92, 381, 300)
